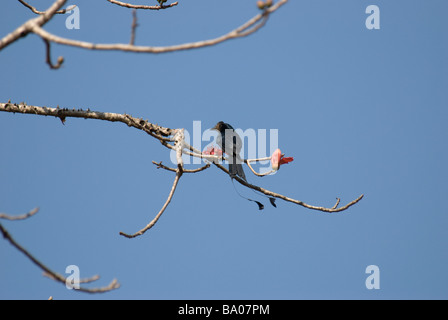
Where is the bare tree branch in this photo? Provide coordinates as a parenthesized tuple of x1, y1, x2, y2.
(331, 198, 341, 210)
(120, 129, 185, 238)
(31, 1, 283, 53)
(43, 38, 64, 69)
(106, 0, 179, 10)
(213, 162, 364, 212)
(0, 222, 119, 293)
(1, 0, 288, 56)
(153, 161, 210, 173)
(129, 9, 138, 45)
(0, 0, 67, 50)
(0, 101, 364, 234)
(0, 207, 39, 221)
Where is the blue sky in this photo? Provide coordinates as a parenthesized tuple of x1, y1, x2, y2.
(1, 0, 447, 299)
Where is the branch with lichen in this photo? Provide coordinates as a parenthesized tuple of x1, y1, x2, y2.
(1, 101, 364, 237)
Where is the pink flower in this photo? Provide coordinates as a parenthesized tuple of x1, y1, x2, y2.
(203, 145, 223, 156)
(271, 148, 294, 171)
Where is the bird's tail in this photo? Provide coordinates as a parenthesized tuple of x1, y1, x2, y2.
(229, 160, 246, 181)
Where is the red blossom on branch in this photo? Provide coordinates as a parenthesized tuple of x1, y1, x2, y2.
(271, 148, 294, 171)
(203, 145, 223, 156)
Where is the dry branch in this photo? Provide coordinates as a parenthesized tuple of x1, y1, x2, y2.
(1, 0, 289, 59)
(18, 0, 76, 15)
(119, 129, 185, 238)
(0, 222, 119, 293)
(0, 0, 67, 50)
(129, 9, 138, 45)
(0, 102, 364, 238)
(213, 162, 364, 213)
(0, 102, 173, 138)
(106, 0, 179, 10)
(153, 161, 210, 173)
(0, 207, 39, 221)
(119, 168, 182, 238)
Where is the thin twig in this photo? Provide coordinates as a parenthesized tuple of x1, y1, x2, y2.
(120, 130, 185, 238)
(119, 165, 182, 238)
(18, 0, 76, 15)
(0, 207, 39, 221)
(129, 9, 138, 45)
(0, 0, 67, 50)
(214, 162, 364, 213)
(106, 0, 179, 10)
(0, 102, 174, 138)
(0, 223, 119, 293)
(152, 161, 210, 173)
(1, 0, 288, 66)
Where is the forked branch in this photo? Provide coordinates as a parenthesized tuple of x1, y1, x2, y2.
(0, 213, 119, 293)
(1, 0, 288, 62)
(119, 129, 185, 238)
(18, 0, 76, 15)
(1, 102, 364, 223)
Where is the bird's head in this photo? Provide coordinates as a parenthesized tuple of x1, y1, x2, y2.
(212, 121, 233, 133)
(211, 121, 225, 132)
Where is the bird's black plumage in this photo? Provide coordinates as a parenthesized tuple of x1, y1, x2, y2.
(212, 121, 246, 181)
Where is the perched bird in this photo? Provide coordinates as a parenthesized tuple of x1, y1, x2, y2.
(212, 121, 246, 181)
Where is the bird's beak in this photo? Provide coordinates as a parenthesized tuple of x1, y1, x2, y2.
(211, 124, 219, 131)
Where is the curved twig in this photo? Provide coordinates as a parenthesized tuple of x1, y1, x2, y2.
(43, 38, 64, 69)
(1, 0, 288, 69)
(0, 207, 39, 221)
(0, 223, 119, 293)
(213, 162, 364, 213)
(120, 129, 185, 238)
(331, 198, 341, 210)
(1, 0, 288, 66)
(152, 161, 210, 173)
(0, 102, 174, 138)
(119, 168, 182, 238)
(106, 0, 179, 10)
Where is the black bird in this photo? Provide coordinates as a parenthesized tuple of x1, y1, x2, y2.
(212, 121, 246, 181)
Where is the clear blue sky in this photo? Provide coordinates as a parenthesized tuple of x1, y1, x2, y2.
(1, 0, 447, 299)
